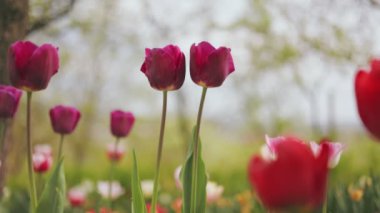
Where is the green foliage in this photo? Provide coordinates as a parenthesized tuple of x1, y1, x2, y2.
(131, 150, 147, 213)
(181, 132, 207, 213)
(36, 158, 66, 213)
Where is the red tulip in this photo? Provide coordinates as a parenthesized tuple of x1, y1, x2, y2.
(248, 136, 330, 210)
(140, 44, 186, 91)
(190, 41, 235, 87)
(355, 58, 380, 140)
(0, 85, 22, 118)
(110, 110, 135, 138)
(68, 188, 86, 207)
(7, 41, 59, 91)
(32, 152, 52, 173)
(106, 142, 125, 162)
(146, 203, 167, 213)
(49, 105, 81, 134)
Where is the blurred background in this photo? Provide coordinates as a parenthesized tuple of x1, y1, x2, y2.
(2, 0, 380, 211)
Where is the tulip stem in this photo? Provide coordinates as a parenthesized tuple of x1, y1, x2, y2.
(58, 134, 65, 159)
(190, 87, 207, 213)
(108, 137, 119, 209)
(151, 90, 168, 213)
(26, 92, 37, 209)
(0, 119, 7, 157)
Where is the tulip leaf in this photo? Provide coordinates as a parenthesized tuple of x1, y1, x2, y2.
(35, 158, 66, 213)
(131, 150, 147, 213)
(181, 129, 207, 213)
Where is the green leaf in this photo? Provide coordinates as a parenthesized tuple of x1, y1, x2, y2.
(181, 130, 207, 213)
(35, 158, 66, 213)
(131, 150, 147, 213)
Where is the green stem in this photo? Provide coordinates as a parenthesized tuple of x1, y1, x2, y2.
(57, 134, 64, 159)
(151, 91, 168, 213)
(190, 87, 207, 213)
(0, 119, 8, 157)
(26, 92, 37, 209)
(108, 137, 119, 209)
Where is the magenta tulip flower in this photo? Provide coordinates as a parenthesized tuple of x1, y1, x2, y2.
(110, 110, 135, 138)
(7, 41, 59, 91)
(190, 41, 235, 87)
(49, 105, 81, 135)
(0, 85, 22, 118)
(355, 58, 380, 140)
(140, 44, 185, 91)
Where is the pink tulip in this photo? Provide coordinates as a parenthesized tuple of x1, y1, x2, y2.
(141, 44, 186, 91)
(32, 152, 52, 173)
(190, 41, 235, 87)
(49, 105, 81, 134)
(106, 142, 125, 162)
(0, 85, 22, 118)
(8, 41, 59, 91)
(110, 110, 135, 138)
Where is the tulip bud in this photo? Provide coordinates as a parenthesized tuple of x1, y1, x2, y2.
(110, 110, 135, 138)
(106, 142, 125, 162)
(190, 41, 235, 88)
(206, 181, 224, 204)
(49, 105, 81, 135)
(68, 188, 86, 207)
(355, 58, 380, 140)
(32, 152, 53, 173)
(0, 85, 22, 118)
(140, 44, 186, 91)
(7, 41, 59, 91)
(97, 181, 124, 200)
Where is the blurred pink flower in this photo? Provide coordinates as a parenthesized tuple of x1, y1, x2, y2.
(106, 142, 125, 162)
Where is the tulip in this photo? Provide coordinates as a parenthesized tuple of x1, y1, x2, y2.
(146, 203, 168, 213)
(97, 181, 124, 200)
(310, 139, 345, 168)
(32, 152, 52, 173)
(106, 142, 125, 162)
(0, 85, 22, 118)
(141, 180, 154, 198)
(49, 105, 81, 135)
(190, 41, 235, 88)
(68, 188, 86, 207)
(206, 181, 224, 204)
(355, 58, 380, 140)
(110, 110, 135, 138)
(140, 45, 185, 91)
(34, 144, 53, 156)
(7, 41, 59, 91)
(173, 166, 182, 190)
(248, 136, 330, 210)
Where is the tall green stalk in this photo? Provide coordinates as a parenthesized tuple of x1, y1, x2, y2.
(26, 92, 37, 209)
(190, 87, 207, 213)
(151, 91, 168, 213)
(57, 134, 64, 159)
(108, 137, 119, 209)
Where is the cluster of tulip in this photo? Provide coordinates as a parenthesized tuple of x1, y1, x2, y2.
(1, 38, 379, 213)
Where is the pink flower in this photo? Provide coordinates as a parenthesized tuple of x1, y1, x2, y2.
(7, 41, 59, 91)
(141, 44, 186, 91)
(110, 110, 135, 138)
(32, 152, 52, 173)
(68, 188, 86, 207)
(190, 41, 235, 87)
(106, 142, 125, 162)
(206, 181, 224, 204)
(49, 105, 81, 134)
(0, 85, 22, 118)
(174, 166, 182, 190)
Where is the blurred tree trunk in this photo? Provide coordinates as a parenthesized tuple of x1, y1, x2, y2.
(0, 0, 29, 84)
(0, 0, 29, 198)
